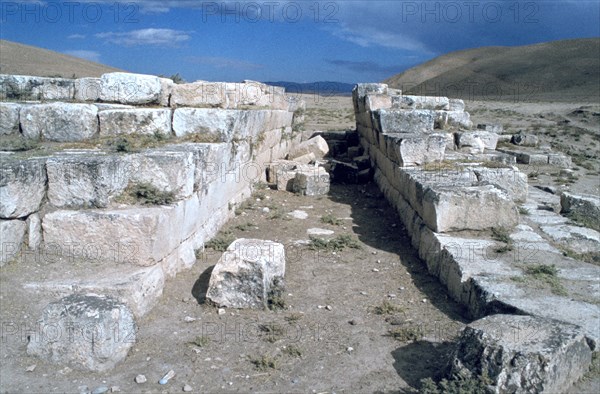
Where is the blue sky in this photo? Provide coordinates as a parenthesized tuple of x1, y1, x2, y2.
(1, 1, 599, 83)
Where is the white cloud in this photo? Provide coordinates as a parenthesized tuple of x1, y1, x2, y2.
(187, 56, 263, 71)
(68, 34, 86, 39)
(95, 28, 191, 47)
(63, 50, 101, 63)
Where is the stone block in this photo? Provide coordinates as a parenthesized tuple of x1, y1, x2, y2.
(98, 108, 172, 137)
(392, 95, 450, 110)
(0, 74, 74, 101)
(206, 239, 286, 309)
(100, 72, 162, 105)
(27, 294, 136, 372)
(372, 109, 435, 134)
(561, 192, 600, 231)
(384, 133, 446, 166)
(20, 103, 98, 142)
(0, 102, 20, 135)
(512, 133, 539, 147)
(446, 111, 473, 129)
(293, 167, 330, 196)
(448, 98, 465, 112)
(0, 219, 26, 266)
(74, 78, 101, 101)
(0, 158, 46, 218)
(288, 135, 329, 160)
(473, 167, 528, 203)
(170, 81, 226, 108)
(450, 314, 592, 394)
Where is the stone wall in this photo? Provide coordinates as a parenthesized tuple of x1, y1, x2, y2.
(353, 83, 597, 390)
(0, 72, 302, 317)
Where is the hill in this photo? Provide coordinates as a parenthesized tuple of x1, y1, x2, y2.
(384, 38, 600, 102)
(0, 40, 123, 78)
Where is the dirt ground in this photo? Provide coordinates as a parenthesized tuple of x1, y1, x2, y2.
(1, 95, 599, 393)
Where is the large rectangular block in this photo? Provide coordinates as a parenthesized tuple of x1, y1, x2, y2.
(392, 95, 450, 110)
(0, 158, 47, 219)
(383, 133, 446, 166)
(0, 74, 75, 101)
(99, 108, 172, 137)
(0, 102, 20, 135)
(421, 185, 518, 232)
(372, 109, 435, 134)
(170, 81, 226, 108)
(20, 103, 98, 142)
(74, 78, 101, 101)
(100, 72, 162, 105)
(172, 108, 269, 141)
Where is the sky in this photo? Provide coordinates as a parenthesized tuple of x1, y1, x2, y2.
(1, 0, 599, 83)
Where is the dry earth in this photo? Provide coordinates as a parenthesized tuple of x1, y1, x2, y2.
(0, 94, 599, 394)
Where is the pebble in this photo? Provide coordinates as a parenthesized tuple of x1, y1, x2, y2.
(317, 305, 324, 309)
(183, 385, 193, 392)
(372, 251, 378, 255)
(422, 299, 428, 303)
(347, 347, 354, 352)
(184, 316, 196, 323)
(25, 365, 36, 372)
(399, 287, 405, 291)
(110, 387, 120, 393)
(182, 297, 190, 302)
(372, 268, 379, 272)
(262, 207, 270, 213)
(387, 294, 397, 298)
(288, 210, 308, 219)
(92, 387, 109, 394)
(376, 259, 381, 264)
(135, 375, 147, 384)
(217, 308, 226, 315)
(360, 291, 368, 296)
(325, 305, 332, 311)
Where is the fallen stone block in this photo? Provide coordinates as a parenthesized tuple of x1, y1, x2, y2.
(0, 74, 75, 101)
(206, 239, 285, 309)
(0, 102, 20, 135)
(100, 72, 162, 105)
(27, 294, 136, 372)
(293, 166, 330, 196)
(512, 133, 539, 147)
(293, 152, 316, 164)
(0, 219, 26, 266)
(384, 133, 446, 166)
(561, 192, 600, 231)
(288, 135, 329, 160)
(421, 185, 518, 232)
(372, 109, 435, 134)
(449, 314, 592, 394)
(98, 109, 172, 137)
(517, 152, 548, 165)
(392, 95, 450, 110)
(20, 103, 98, 142)
(0, 158, 46, 218)
(74, 78, 102, 101)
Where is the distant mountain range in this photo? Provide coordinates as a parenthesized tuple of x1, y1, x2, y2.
(264, 81, 355, 96)
(384, 38, 600, 102)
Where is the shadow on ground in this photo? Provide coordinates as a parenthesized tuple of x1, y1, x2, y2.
(327, 182, 471, 324)
(191, 265, 215, 304)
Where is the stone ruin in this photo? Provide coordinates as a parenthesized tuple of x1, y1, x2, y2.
(0, 74, 598, 391)
(353, 83, 598, 392)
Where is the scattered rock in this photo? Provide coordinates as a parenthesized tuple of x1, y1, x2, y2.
(135, 375, 147, 384)
(184, 316, 197, 323)
(183, 384, 193, 392)
(512, 133, 539, 147)
(307, 228, 335, 236)
(25, 365, 36, 372)
(206, 239, 286, 309)
(288, 210, 309, 219)
(288, 136, 329, 160)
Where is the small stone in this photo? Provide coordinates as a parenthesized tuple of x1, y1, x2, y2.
(183, 385, 193, 392)
(288, 210, 309, 219)
(372, 251, 378, 255)
(135, 375, 147, 384)
(422, 299, 427, 303)
(184, 316, 196, 323)
(347, 347, 354, 352)
(25, 365, 36, 372)
(317, 305, 325, 309)
(217, 308, 226, 315)
(110, 387, 120, 393)
(262, 207, 270, 213)
(92, 387, 109, 394)
(349, 320, 358, 326)
(372, 268, 380, 272)
(376, 259, 381, 264)
(399, 287, 405, 291)
(388, 294, 397, 298)
(182, 297, 190, 302)
(360, 291, 368, 296)
(325, 305, 332, 311)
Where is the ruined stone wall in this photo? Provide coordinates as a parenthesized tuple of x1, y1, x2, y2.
(0, 72, 302, 317)
(353, 84, 598, 382)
